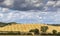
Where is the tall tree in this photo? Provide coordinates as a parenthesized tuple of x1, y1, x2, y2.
(41, 26, 48, 32)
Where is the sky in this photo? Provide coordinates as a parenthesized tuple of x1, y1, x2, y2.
(0, 0, 60, 24)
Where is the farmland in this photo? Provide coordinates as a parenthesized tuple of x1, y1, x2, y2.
(0, 23, 60, 33)
(0, 23, 59, 35)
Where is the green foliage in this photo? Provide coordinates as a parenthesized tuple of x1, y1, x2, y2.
(41, 26, 48, 32)
(29, 29, 39, 35)
(0, 31, 21, 35)
(0, 22, 17, 27)
(47, 33, 52, 35)
(52, 30, 57, 34)
(27, 33, 32, 35)
(41, 32, 47, 35)
(29, 29, 35, 32)
(57, 32, 60, 35)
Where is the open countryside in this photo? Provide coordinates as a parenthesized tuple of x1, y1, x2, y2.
(0, 22, 59, 35)
(0, 23, 60, 33)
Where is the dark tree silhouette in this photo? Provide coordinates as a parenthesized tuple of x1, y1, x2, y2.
(29, 29, 39, 35)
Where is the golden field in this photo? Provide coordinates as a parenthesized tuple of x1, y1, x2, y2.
(0, 24, 60, 33)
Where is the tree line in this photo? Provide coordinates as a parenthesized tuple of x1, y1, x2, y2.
(0, 22, 17, 27)
(29, 26, 60, 35)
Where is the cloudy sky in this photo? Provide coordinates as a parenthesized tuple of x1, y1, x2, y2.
(0, 0, 60, 24)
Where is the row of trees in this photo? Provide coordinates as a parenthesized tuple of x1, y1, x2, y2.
(29, 26, 60, 35)
(0, 22, 17, 27)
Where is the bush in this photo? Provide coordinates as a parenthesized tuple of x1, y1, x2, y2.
(47, 33, 52, 35)
(52, 30, 57, 34)
(57, 32, 60, 35)
(0, 31, 21, 35)
(7, 31, 21, 35)
(20, 32, 27, 35)
(29, 29, 39, 35)
(27, 33, 32, 35)
(41, 32, 47, 35)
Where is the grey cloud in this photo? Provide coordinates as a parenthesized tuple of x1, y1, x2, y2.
(0, 0, 4, 2)
(0, 0, 46, 11)
(0, 0, 59, 11)
(12, 0, 45, 11)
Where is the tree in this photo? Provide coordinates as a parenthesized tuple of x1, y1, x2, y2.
(34, 29, 39, 34)
(29, 29, 39, 35)
(41, 26, 48, 32)
(52, 30, 57, 34)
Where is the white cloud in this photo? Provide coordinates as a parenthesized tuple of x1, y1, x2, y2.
(19, 12, 34, 19)
(54, 1, 60, 7)
(0, 0, 60, 24)
(7, 12, 13, 19)
(46, 1, 56, 6)
(0, 13, 3, 18)
(0, 10, 59, 24)
(2, 8, 9, 12)
(3, 0, 14, 8)
(36, 16, 42, 19)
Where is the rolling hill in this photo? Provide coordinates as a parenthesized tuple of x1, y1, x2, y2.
(0, 23, 59, 33)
